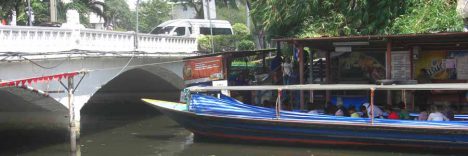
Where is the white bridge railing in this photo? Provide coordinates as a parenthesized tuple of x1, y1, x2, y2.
(0, 26, 198, 54)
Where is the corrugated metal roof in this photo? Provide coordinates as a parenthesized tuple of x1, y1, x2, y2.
(273, 32, 468, 51)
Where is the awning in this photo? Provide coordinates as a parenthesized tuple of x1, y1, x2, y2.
(0, 70, 87, 88)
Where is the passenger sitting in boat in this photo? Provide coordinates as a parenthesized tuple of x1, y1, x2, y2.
(349, 107, 360, 118)
(360, 106, 368, 118)
(262, 100, 274, 108)
(417, 107, 429, 121)
(335, 105, 349, 116)
(387, 107, 400, 120)
(362, 103, 384, 118)
(282, 100, 292, 111)
(324, 102, 338, 115)
(398, 102, 410, 120)
(443, 104, 456, 121)
(428, 105, 450, 121)
(307, 103, 320, 114)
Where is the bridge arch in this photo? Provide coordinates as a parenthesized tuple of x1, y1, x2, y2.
(0, 87, 67, 112)
(81, 65, 184, 115)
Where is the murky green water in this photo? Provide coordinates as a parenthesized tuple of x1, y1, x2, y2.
(0, 112, 462, 156)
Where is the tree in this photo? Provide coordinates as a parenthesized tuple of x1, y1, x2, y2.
(217, 0, 246, 25)
(0, 0, 50, 25)
(31, 0, 50, 25)
(103, 0, 134, 30)
(61, 0, 106, 26)
(171, 0, 204, 19)
(390, 0, 463, 34)
(139, 0, 171, 33)
(251, 0, 464, 39)
(251, 0, 410, 38)
(198, 23, 255, 52)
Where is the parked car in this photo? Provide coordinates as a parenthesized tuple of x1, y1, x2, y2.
(149, 19, 233, 37)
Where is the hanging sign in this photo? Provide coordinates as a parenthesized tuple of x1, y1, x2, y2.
(391, 51, 411, 80)
(183, 56, 224, 85)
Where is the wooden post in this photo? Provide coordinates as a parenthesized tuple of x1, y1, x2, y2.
(276, 89, 282, 119)
(298, 45, 305, 110)
(402, 89, 406, 109)
(370, 88, 375, 125)
(276, 41, 281, 56)
(325, 51, 331, 102)
(409, 47, 415, 111)
(386, 41, 392, 105)
(262, 51, 266, 73)
(309, 48, 314, 103)
(68, 77, 80, 155)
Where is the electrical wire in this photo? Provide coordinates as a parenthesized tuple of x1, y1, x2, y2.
(109, 51, 136, 80)
(90, 59, 185, 72)
(21, 55, 68, 69)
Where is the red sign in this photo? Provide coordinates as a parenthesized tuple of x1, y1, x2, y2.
(183, 56, 223, 84)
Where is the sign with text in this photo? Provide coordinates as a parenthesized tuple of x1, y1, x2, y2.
(452, 51, 468, 79)
(213, 80, 230, 96)
(183, 56, 223, 84)
(391, 51, 411, 80)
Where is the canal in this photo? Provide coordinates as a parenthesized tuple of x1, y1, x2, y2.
(0, 110, 459, 156)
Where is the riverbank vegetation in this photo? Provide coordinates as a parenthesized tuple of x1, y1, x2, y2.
(250, 0, 464, 39)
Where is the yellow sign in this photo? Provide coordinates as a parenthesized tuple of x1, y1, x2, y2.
(415, 51, 448, 80)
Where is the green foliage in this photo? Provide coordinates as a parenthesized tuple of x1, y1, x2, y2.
(64, 0, 106, 27)
(238, 39, 255, 50)
(216, 3, 247, 27)
(390, 0, 463, 34)
(170, 0, 203, 18)
(251, 0, 314, 38)
(251, 0, 464, 38)
(139, 0, 171, 33)
(198, 23, 255, 52)
(31, 0, 50, 25)
(0, 0, 49, 25)
(232, 22, 250, 38)
(104, 0, 134, 30)
(0, 0, 22, 19)
(198, 35, 236, 52)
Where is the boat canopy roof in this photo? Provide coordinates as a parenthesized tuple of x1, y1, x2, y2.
(188, 83, 468, 92)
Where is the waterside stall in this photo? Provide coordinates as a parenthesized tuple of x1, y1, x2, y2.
(274, 32, 468, 113)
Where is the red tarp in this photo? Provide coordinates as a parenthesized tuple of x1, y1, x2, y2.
(0, 71, 82, 88)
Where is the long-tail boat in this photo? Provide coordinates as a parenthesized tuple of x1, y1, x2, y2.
(142, 83, 468, 150)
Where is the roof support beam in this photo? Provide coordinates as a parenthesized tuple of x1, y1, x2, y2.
(298, 45, 305, 110)
(386, 41, 392, 105)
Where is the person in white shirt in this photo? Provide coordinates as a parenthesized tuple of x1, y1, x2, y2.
(362, 103, 384, 118)
(281, 57, 293, 85)
(427, 105, 450, 121)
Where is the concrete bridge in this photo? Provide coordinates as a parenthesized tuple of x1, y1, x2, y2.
(0, 25, 198, 153)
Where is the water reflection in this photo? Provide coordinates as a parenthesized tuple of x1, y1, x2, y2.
(0, 112, 462, 156)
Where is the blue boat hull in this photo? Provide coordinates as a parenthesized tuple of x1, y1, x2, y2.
(152, 104, 468, 150)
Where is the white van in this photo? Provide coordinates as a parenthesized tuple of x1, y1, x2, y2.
(149, 19, 234, 37)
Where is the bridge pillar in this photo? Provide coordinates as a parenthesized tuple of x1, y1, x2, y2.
(67, 76, 81, 155)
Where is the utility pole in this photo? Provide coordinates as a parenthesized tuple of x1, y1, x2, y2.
(206, 0, 214, 53)
(50, 0, 57, 22)
(135, 0, 140, 51)
(27, 0, 32, 26)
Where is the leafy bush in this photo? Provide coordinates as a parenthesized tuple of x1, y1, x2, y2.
(198, 35, 236, 52)
(233, 23, 250, 38)
(390, 0, 463, 34)
(198, 23, 255, 52)
(238, 40, 255, 50)
(251, 0, 465, 38)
